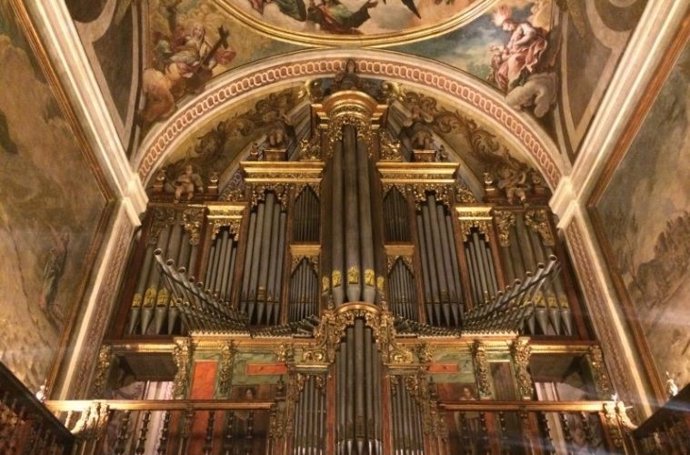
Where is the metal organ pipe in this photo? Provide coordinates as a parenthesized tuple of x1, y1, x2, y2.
(332, 141, 345, 306)
(357, 137, 376, 304)
(344, 125, 362, 303)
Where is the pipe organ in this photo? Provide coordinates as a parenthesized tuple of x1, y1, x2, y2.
(106, 71, 606, 455)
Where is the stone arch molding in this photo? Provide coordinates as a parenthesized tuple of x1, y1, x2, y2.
(135, 49, 565, 190)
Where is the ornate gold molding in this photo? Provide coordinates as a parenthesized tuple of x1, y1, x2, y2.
(90, 344, 113, 398)
(472, 341, 492, 400)
(525, 209, 555, 247)
(182, 206, 205, 245)
(511, 337, 534, 400)
(386, 254, 414, 273)
(456, 206, 493, 242)
(493, 210, 516, 247)
(587, 345, 614, 400)
(295, 303, 418, 368)
(206, 203, 245, 241)
(379, 130, 404, 162)
(215, 341, 237, 398)
(313, 91, 387, 156)
(172, 337, 193, 400)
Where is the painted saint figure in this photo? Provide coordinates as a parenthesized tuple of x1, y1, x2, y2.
(140, 14, 236, 124)
(489, 6, 548, 92)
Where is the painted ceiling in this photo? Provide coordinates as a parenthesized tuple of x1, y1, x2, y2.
(64, 0, 647, 188)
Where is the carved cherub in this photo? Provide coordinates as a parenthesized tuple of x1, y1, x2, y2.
(173, 164, 203, 202)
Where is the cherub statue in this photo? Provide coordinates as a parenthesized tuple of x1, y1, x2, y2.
(173, 164, 203, 202)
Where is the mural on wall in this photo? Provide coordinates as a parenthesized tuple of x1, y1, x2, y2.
(67, 0, 142, 153)
(141, 0, 301, 125)
(0, 4, 108, 390)
(394, 0, 646, 156)
(222, 0, 483, 42)
(596, 39, 690, 388)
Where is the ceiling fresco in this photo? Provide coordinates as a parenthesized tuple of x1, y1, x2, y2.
(63, 0, 647, 166)
(217, 0, 493, 45)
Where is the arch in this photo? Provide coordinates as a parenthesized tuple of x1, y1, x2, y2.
(135, 49, 565, 190)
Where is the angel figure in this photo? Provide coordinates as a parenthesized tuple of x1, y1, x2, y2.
(489, 5, 548, 92)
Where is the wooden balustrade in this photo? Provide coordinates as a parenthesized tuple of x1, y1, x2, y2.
(45, 399, 275, 455)
(633, 384, 690, 455)
(0, 363, 74, 455)
(440, 400, 636, 455)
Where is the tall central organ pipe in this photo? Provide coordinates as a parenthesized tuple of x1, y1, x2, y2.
(326, 124, 383, 455)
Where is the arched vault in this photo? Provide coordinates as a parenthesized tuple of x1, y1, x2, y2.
(135, 49, 567, 190)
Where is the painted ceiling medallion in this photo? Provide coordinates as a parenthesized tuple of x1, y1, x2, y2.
(216, 0, 496, 46)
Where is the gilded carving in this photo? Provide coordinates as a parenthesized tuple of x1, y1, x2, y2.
(472, 341, 492, 399)
(602, 402, 625, 449)
(455, 183, 478, 204)
(90, 344, 113, 398)
(182, 207, 205, 245)
(215, 341, 237, 398)
(172, 337, 193, 400)
(494, 210, 516, 247)
(148, 207, 176, 245)
(249, 183, 290, 208)
(321, 276, 330, 293)
(525, 209, 555, 246)
(347, 266, 360, 284)
(364, 268, 376, 286)
(332, 270, 342, 288)
(298, 136, 323, 161)
(587, 345, 614, 399)
(376, 276, 385, 294)
(207, 204, 245, 241)
(456, 207, 494, 242)
(511, 337, 534, 400)
(386, 255, 413, 273)
(411, 184, 452, 206)
(379, 130, 404, 162)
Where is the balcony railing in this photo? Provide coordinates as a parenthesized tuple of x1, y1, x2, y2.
(0, 363, 74, 455)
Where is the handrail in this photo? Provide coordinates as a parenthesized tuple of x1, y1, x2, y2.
(440, 399, 614, 412)
(45, 398, 275, 412)
(634, 384, 690, 438)
(0, 362, 74, 453)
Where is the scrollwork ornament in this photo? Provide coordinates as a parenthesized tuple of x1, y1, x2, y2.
(90, 344, 113, 398)
(379, 130, 404, 161)
(172, 337, 193, 399)
(215, 341, 237, 398)
(494, 210, 516, 247)
(525, 209, 555, 246)
(602, 402, 625, 449)
(297, 136, 322, 161)
(411, 184, 451, 206)
(211, 218, 242, 241)
(458, 219, 493, 242)
(587, 345, 613, 399)
(148, 207, 176, 245)
(511, 337, 534, 400)
(182, 207, 205, 245)
(455, 184, 478, 204)
(472, 341, 492, 399)
(249, 183, 290, 208)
